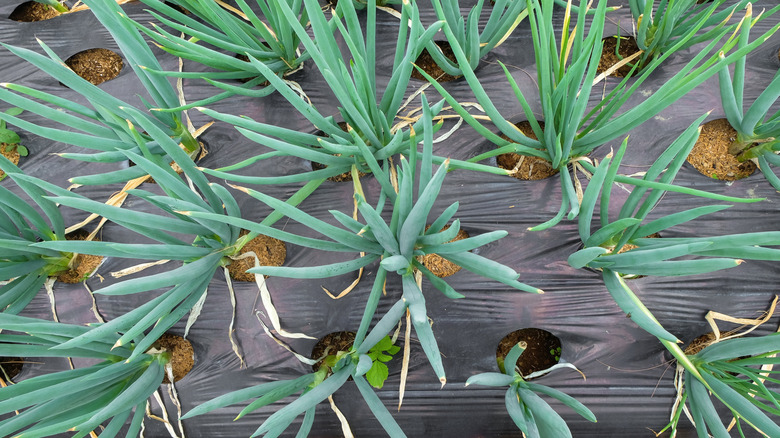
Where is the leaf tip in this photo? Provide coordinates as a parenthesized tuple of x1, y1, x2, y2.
(439, 377, 446, 388)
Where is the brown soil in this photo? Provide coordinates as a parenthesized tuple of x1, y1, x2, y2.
(496, 121, 558, 180)
(227, 230, 286, 282)
(598, 36, 641, 77)
(0, 145, 21, 179)
(497, 328, 561, 377)
(311, 331, 356, 372)
(9, 1, 65, 21)
(420, 225, 469, 278)
(0, 357, 24, 380)
(684, 332, 717, 355)
(154, 334, 194, 384)
(686, 118, 757, 180)
(311, 122, 369, 182)
(64, 48, 123, 86)
(410, 41, 462, 83)
(56, 229, 103, 284)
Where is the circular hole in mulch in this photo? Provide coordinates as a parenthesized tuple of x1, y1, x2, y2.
(311, 331, 356, 372)
(0, 357, 24, 380)
(683, 332, 746, 375)
(227, 230, 286, 282)
(496, 121, 558, 180)
(0, 144, 22, 180)
(311, 122, 373, 182)
(686, 118, 757, 181)
(410, 41, 462, 83)
(235, 54, 272, 85)
(154, 333, 194, 384)
(64, 48, 123, 86)
(598, 36, 641, 77)
(420, 224, 469, 278)
(497, 328, 562, 378)
(55, 228, 103, 284)
(9, 1, 67, 21)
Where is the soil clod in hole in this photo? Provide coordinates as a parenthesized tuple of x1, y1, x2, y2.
(9, 1, 66, 21)
(0, 357, 24, 380)
(227, 230, 286, 282)
(410, 41, 462, 83)
(56, 229, 103, 284)
(153, 334, 194, 384)
(686, 118, 757, 181)
(64, 48, 123, 86)
(496, 328, 561, 377)
(311, 331, 356, 372)
(0, 145, 21, 180)
(420, 224, 469, 278)
(496, 121, 557, 180)
(598, 36, 641, 77)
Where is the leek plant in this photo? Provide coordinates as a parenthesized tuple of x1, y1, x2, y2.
(465, 342, 596, 437)
(659, 333, 780, 437)
(0, 156, 73, 314)
(625, 0, 751, 72)
(425, 0, 528, 77)
(180, 95, 541, 391)
(419, 0, 780, 230)
(126, 0, 310, 106)
(718, 4, 780, 190)
(0, 0, 201, 185)
(181, 325, 408, 436)
(12, 108, 318, 362)
(568, 116, 780, 343)
(194, 0, 449, 186)
(0, 314, 176, 438)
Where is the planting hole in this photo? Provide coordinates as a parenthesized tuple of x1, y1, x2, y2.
(64, 48, 123, 86)
(311, 331, 356, 372)
(227, 230, 286, 282)
(0, 357, 24, 381)
(496, 328, 561, 377)
(597, 36, 641, 77)
(496, 121, 557, 180)
(686, 118, 756, 181)
(56, 228, 103, 284)
(9, 1, 66, 21)
(410, 41, 462, 83)
(0, 144, 22, 179)
(154, 334, 194, 384)
(420, 224, 469, 277)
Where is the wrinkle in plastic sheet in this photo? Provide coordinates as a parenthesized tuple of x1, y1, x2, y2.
(2, 1, 780, 437)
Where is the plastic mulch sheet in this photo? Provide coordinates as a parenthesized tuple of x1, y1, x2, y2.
(1, 0, 780, 436)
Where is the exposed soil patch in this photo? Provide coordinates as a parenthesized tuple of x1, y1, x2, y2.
(56, 229, 103, 284)
(0, 357, 24, 380)
(598, 36, 641, 77)
(496, 121, 557, 180)
(9, 1, 66, 21)
(686, 118, 756, 180)
(311, 331, 356, 372)
(154, 334, 194, 384)
(130, 141, 208, 184)
(420, 224, 469, 278)
(410, 41, 462, 83)
(497, 328, 561, 377)
(312, 122, 370, 182)
(64, 48, 123, 86)
(684, 332, 717, 356)
(227, 230, 286, 282)
(0, 145, 21, 180)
